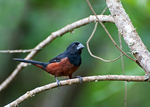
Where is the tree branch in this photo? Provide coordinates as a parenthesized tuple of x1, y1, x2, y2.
(106, 0, 150, 77)
(4, 75, 146, 107)
(0, 15, 114, 92)
(86, 0, 136, 62)
(0, 49, 41, 53)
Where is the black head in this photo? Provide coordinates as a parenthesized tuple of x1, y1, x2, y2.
(66, 42, 84, 55)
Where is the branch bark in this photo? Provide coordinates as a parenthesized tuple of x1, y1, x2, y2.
(106, 0, 150, 77)
(4, 75, 146, 107)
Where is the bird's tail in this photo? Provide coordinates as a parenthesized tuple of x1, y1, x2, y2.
(13, 58, 48, 70)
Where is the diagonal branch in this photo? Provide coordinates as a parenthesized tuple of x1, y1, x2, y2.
(0, 15, 114, 92)
(105, 0, 150, 77)
(4, 75, 146, 107)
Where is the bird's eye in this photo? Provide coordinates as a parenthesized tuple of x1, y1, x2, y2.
(75, 43, 79, 46)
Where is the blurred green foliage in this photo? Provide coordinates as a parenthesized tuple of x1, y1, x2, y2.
(0, 0, 150, 107)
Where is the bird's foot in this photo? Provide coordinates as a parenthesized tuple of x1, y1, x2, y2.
(55, 77, 61, 89)
(76, 76, 83, 84)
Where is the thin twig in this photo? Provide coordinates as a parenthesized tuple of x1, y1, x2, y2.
(87, 22, 125, 62)
(86, 6, 125, 62)
(0, 15, 114, 92)
(86, 0, 136, 62)
(101, 6, 108, 15)
(119, 32, 127, 107)
(4, 75, 146, 107)
(0, 49, 41, 53)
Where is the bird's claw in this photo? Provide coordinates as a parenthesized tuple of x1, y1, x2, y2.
(77, 76, 83, 84)
(55, 77, 61, 89)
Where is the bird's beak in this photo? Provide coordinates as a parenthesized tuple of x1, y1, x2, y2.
(77, 43, 84, 50)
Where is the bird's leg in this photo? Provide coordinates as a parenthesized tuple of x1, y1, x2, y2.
(55, 76, 61, 88)
(69, 75, 72, 79)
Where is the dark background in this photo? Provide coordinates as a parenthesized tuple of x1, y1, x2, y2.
(0, 0, 150, 107)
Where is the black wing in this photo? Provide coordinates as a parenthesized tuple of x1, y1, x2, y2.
(49, 53, 67, 63)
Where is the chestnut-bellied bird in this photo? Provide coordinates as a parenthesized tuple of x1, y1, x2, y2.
(13, 42, 84, 87)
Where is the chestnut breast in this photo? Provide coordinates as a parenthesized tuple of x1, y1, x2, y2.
(45, 57, 79, 77)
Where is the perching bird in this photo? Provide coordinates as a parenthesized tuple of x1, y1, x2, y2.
(13, 42, 84, 87)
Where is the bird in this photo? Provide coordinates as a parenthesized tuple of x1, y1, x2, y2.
(13, 42, 84, 87)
